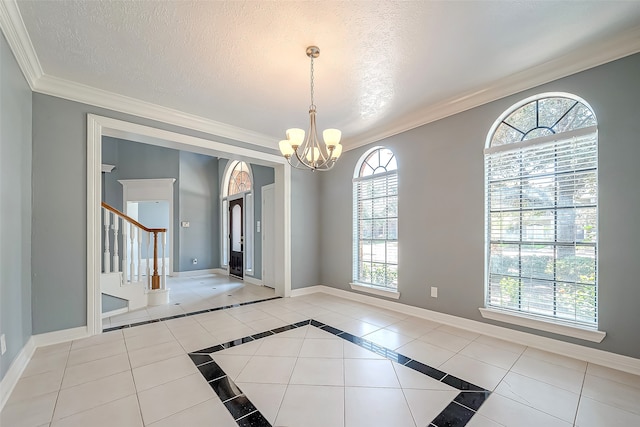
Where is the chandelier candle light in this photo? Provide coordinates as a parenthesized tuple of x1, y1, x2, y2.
(279, 46, 343, 171)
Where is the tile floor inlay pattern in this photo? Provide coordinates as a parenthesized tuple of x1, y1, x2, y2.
(189, 319, 490, 427)
(102, 296, 282, 332)
(6, 291, 640, 426)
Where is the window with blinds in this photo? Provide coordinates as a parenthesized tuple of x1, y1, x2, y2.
(353, 148, 398, 289)
(485, 94, 598, 328)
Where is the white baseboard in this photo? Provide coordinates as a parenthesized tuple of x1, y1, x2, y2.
(0, 337, 36, 411)
(31, 326, 89, 348)
(292, 285, 640, 376)
(243, 276, 263, 286)
(0, 326, 88, 412)
(171, 268, 220, 277)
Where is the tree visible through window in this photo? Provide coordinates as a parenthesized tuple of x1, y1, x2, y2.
(485, 93, 598, 328)
(353, 147, 398, 289)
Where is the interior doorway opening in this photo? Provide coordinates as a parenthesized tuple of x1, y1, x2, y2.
(87, 114, 292, 336)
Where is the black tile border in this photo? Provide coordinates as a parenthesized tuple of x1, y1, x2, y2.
(102, 296, 282, 332)
(189, 318, 491, 427)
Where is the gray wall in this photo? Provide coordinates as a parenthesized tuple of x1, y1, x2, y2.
(0, 34, 33, 380)
(178, 151, 219, 271)
(102, 294, 127, 313)
(319, 53, 640, 359)
(138, 201, 170, 230)
(293, 168, 322, 289)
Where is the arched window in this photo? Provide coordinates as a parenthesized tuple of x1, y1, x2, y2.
(226, 161, 252, 196)
(353, 147, 398, 290)
(485, 93, 598, 329)
(221, 161, 254, 274)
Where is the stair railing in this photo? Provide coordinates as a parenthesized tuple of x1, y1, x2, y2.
(101, 202, 167, 290)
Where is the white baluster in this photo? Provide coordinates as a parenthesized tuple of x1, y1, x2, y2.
(137, 228, 142, 283)
(103, 209, 111, 273)
(146, 231, 151, 289)
(161, 231, 166, 289)
(121, 219, 128, 280)
(129, 223, 135, 283)
(112, 216, 119, 272)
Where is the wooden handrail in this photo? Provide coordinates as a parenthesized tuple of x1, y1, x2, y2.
(101, 202, 167, 233)
(102, 202, 166, 289)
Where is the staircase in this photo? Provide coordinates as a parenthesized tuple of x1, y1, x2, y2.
(101, 202, 169, 314)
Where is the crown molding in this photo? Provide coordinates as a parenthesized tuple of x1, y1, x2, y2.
(343, 25, 640, 152)
(34, 74, 279, 150)
(0, 0, 42, 89)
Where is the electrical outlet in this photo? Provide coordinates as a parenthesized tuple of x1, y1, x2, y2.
(1, 334, 6, 355)
(192, 258, 198, 265)
(430, 287, 438, 298)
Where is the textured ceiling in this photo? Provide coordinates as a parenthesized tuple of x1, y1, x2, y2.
(15, 0, 640, 149)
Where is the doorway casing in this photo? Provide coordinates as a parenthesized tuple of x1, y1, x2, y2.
(87, 114, 291, 336)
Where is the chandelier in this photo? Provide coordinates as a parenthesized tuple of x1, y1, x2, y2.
(279, 46, 343, 171)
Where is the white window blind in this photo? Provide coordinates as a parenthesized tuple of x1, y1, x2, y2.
(353, 170, 398, 289)
(485, 128, 598, 328)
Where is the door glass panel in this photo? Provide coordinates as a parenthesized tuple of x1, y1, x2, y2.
(232, 204, 242, 252)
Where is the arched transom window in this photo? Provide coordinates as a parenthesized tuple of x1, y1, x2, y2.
(353, 147, 398, 290)
(485, 93, 598, 329)
(227, 161, 252, 196)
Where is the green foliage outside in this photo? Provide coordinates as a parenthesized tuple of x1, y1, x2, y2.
(494, 254, 596, 322)
(361, 263, 397, 289)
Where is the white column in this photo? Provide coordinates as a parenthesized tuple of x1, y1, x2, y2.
(103, 209, 111, 273)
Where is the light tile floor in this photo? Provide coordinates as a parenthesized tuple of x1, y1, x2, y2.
(103, 274, 276, 328)
(2, 292, 640, 426)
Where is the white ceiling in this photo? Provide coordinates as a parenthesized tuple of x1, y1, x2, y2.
(9, 0, 640, 150)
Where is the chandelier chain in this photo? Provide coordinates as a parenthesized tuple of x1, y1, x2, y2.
(310, 56, 315, 109)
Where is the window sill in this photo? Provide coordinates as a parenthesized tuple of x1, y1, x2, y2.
(479, 307, 606, 343)
(350, 283, 400, 300)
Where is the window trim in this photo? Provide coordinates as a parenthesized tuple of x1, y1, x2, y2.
(352, 146, 399, 291)
(483, 94, 601, 334)
(479, 307, 605, 342)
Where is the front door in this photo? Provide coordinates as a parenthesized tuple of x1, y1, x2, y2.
(229, 198, 244, 279)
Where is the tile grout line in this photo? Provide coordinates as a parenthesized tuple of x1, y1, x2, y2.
(188, 318, 492, 427)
